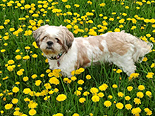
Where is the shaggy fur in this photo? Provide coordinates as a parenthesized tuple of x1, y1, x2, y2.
(33, 25, 152, 77)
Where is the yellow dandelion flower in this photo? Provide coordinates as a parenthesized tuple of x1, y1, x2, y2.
(131, 107, 141, 115)
(109, 18, 114, 21)
(44, 83, 51, 89)
(1, 49, 6, 53)
(23, 76, 29, 82)
(83, 91, 90, 96)
(86, 75, 91, 80)
(108, 95, 113, 99)
(7, 66, 14, 71)
(5, 104, 13, 110)
(3, 35, 9, 40)
(112, 84, 118, 88)
(104, 100, 112, 107)
(49, 77, 59, 85)
(118, 92, 124, 97)
(66, 25, 72, 29)
(87, 1, 92, 5)
(125, 96, 131, 101)
(25, 46, 30, 50)
(72, 113, 79, 116)
(23, 88, 31, 94)
(62, 0, 67, 2)
(13, 111, 20, 116)
(138, 85, 145, 90)
(32, 54, 38, 58)
(98, 92, 104, 98)
(44, 96, 50, 101)
(99, 3, 105, 7)
(65, 5, 71, 8)
(35, 80, 42, 86)
(24, 97, 30, 102)
(146, 110, 152, 115)
(8, 60, 14, 64)
(71, 76, 77, 81)
(29, 109, 36, 116)
(74, 4, 80, 7)
(17, 71, 23, 76)
(91, 95, 100, 102)
(137, 92, 144, 98)
(31, 74, 37, 79)
(23, 55, 30, 60)
(54, 88, 59, 93)
(49, 90, 54, 95)
(77, 79, 84, 85)
(75, 68, 85, 75)
(119, 19, 125, 23)
(114, 28, 120, 32)
(15, 55, 22, 60)
(144, 108, 152, 115)
(40, 74, 45, 77)
(125, 6, 129, 9)
(134, 98, 141, 105)
(146, 72, 154, 79)
(53, 113, 63, 116)
(0, 26, 4, 29)
(2, 76, 9, 80)
(56, 94, 67, 102)
(131, 26, 136, 30)
(31, 41, 37, 49)
(142, 57, 147, 62)
(125, 104, 132, 110)
(90, 87, 99, 94)
(99, 84, 108, 91)
(146, 91, 152, 98)
(24, 4, 31, 10)
(32, 14, 39, 17)
(127, 86, 133, 91)
(74, 90, 81, 96)
(12, 98, 18, 104)
(12, 87, 19, 93)
(28, 101, 38, 109)
(116, 102, 124, 109)
(79, 97, 86, 103)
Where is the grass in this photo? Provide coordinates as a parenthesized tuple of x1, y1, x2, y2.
(0, 0, 155, 116)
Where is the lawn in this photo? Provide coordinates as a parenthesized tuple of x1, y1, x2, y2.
(0, 0, 155, 116)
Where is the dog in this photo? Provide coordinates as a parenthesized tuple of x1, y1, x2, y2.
(33, 25, 152, 78)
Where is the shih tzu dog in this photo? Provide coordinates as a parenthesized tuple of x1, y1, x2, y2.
(33, 25, 152, 78)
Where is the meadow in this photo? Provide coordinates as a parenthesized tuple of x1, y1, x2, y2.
(0, 0, 155, 115)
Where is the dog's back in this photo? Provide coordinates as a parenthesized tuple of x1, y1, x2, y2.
(104, 31, 153, 62)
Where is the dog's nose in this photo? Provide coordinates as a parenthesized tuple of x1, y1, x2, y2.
(47, 41, 53, 46)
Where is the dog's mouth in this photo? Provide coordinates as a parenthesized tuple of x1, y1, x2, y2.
(46, 46, 53, 50)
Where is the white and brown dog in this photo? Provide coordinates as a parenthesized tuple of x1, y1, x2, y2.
(33, 25, 152, 77)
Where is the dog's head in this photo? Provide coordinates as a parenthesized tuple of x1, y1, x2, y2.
(33, 25, 74, 57)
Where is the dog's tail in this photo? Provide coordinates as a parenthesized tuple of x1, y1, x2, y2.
(119, 31, 153, 62)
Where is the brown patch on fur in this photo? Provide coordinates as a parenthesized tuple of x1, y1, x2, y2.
(105, 33, 129, 56)
(86, 36, 104, 51)
(59, 26, 74, 52)
(75, 39, 90, 68)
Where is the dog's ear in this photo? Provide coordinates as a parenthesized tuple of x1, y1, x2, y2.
(59, 25, 74, 52)
(33, 25, 49, 47)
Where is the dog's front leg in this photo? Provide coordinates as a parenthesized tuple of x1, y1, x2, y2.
(48, 59, 58, 70)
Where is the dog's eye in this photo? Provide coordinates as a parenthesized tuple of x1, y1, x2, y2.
(41, 37, 46, 41)
(55, 38, 59, 42)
